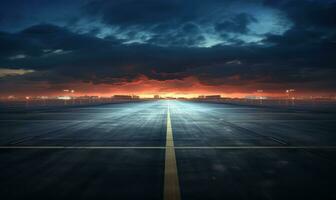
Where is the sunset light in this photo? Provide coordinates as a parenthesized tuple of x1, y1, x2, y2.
(0, 1, 336, 200)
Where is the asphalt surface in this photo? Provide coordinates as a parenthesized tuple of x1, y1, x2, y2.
(0, 100, 335, 200)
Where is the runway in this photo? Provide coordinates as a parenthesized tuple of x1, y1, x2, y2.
(0, 100, 335, 199)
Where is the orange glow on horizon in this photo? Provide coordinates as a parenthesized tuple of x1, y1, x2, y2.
(1, 75, 334, 98)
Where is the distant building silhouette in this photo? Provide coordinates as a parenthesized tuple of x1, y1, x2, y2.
(113, 95, 133, 100)
(205, 95, 221, 99)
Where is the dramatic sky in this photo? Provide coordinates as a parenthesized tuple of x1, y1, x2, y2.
(0, 0, 335, 97)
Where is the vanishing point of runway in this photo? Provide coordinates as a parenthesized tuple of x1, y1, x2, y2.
(0, 100, 336, 200)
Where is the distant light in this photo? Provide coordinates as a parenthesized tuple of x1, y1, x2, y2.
(57, 96, 71, 100)
(63, 89, 69, 92)
(70, 90, 75, 93)
(25, 96, 30, 100)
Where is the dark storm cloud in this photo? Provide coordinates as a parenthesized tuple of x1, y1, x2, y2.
(85, 0, 189, 26)
(1, 23, 335, 89)
(264, 0, 336, 29)
(147, 23, 206, 47)
(0, 0, 336, 93)
(84, 0, 240, 26)
(215, 13, 257, 34)
(82, 0, 270, 46)
(0, 24, 122, 60)
(0, 0, 291, 46)
(0, 0, 83, 32)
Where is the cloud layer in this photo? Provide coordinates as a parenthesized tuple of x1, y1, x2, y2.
(0, 0, 335, 96)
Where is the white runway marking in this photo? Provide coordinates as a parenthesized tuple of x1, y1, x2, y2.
(0, 146, 165, 149)
(1, 119, 336, 123)
(175, 146, 336, 149)
(0, 146, 335, 149)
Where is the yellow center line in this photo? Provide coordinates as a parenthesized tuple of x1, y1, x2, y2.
(163, 103, 181, 200)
